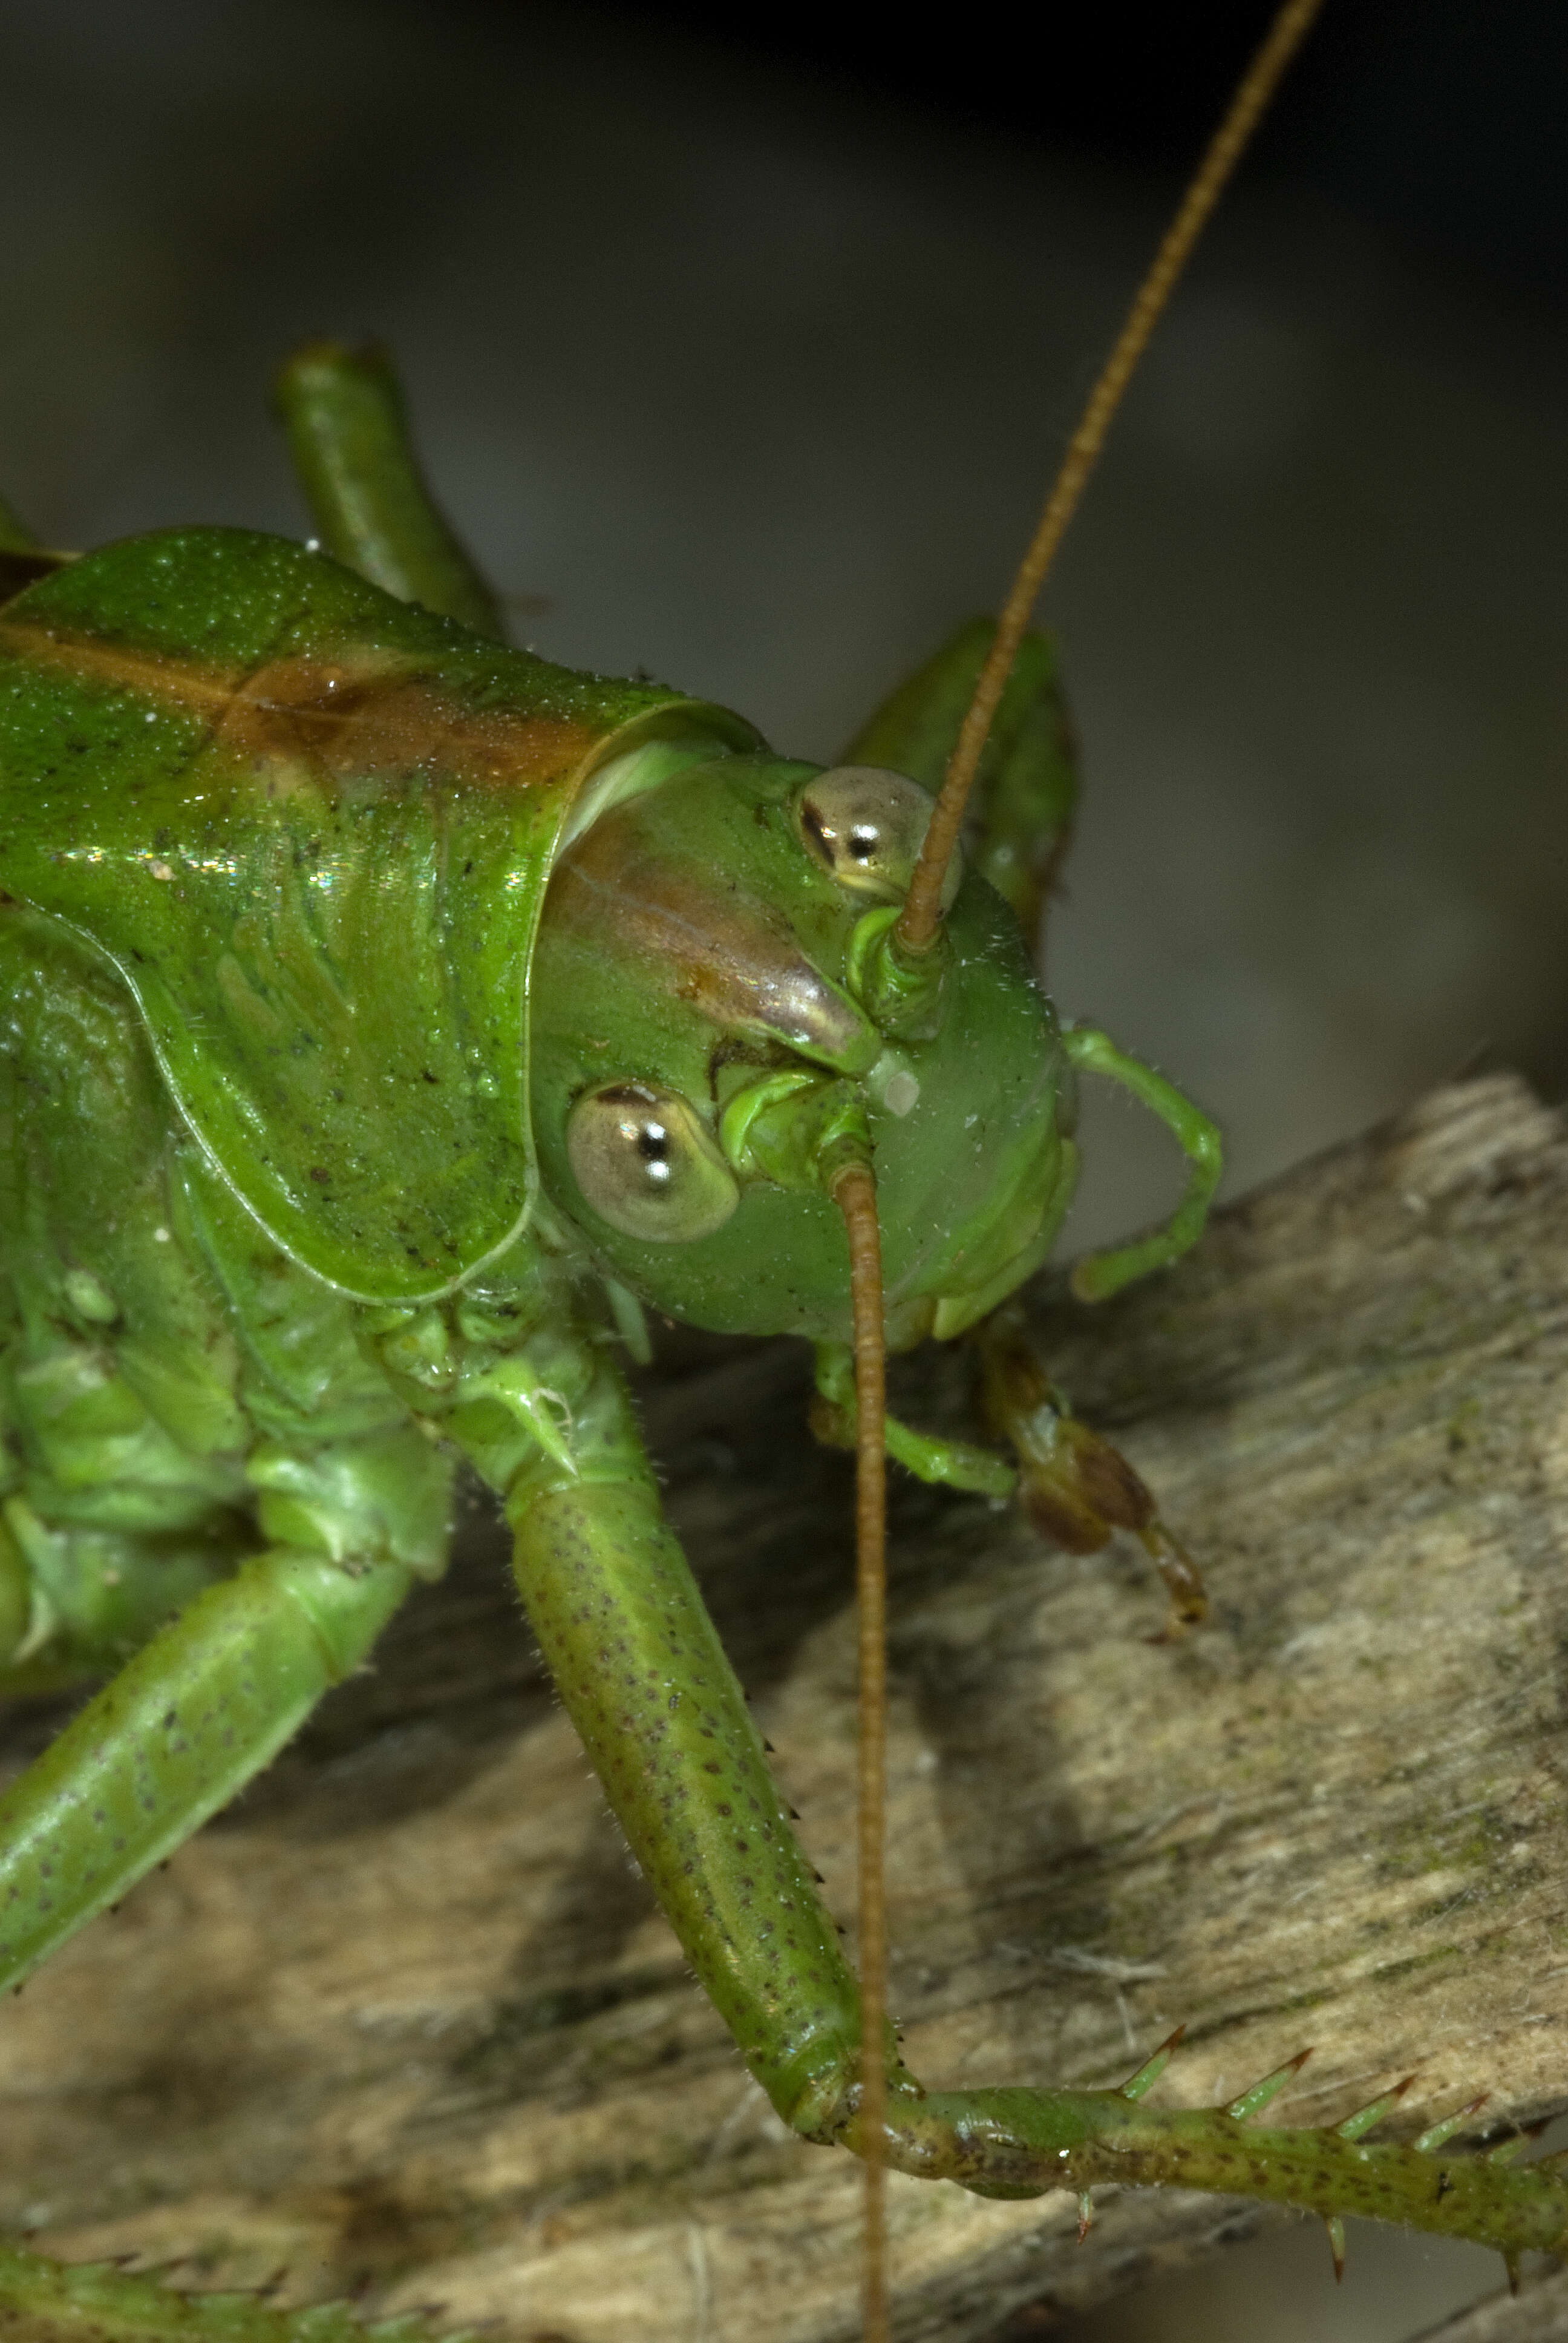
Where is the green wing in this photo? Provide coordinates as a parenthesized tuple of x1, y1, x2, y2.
(0, 530, 755, 1299)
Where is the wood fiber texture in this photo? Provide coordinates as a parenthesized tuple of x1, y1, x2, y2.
(1415, 2261, 1568, 2342)
(3, 1072, 1568, 2341)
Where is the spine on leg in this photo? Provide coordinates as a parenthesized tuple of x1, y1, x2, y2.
(878, 2079, 1568, 2258)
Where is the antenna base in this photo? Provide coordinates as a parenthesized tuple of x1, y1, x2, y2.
(846, 906, 948, 1040)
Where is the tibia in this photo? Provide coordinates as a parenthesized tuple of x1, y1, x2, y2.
(811, 1341, 1015, 1497)
(831, 2080, 1568, 2256)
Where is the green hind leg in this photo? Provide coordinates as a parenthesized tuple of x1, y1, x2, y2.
(495, 1339, 1568, 2273)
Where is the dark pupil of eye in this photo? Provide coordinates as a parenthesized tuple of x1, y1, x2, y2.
(848, 825, 878, 860)
(636, 1123, 670, 1162)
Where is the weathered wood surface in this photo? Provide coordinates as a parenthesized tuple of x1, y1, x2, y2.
(5, 1072, 1568, 2342)
(1418, 2263, 1568, 2342)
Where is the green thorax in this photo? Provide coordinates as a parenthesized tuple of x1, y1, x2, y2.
(0, 529, 755, 1301)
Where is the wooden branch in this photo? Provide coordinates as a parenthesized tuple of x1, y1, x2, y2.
(3, 1073, 1566, 2340)
(1414, 2263, 1568, 2342)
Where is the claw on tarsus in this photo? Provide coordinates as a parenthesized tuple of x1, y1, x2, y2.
(1225, 2048, 1313, 2123)
(1119, 2024, 1185, 2103)
(1077, 2192, 1094, 2242)
(1325, 2214, 1346, 2283)
(972, 1304, 1207, 1630)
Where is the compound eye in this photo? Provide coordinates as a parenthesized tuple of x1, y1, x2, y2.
(795, 765, 961, 908)
(566, 1081, 740, 1243)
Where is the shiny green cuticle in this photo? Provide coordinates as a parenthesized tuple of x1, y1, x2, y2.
(1, 343, 1549, 2320)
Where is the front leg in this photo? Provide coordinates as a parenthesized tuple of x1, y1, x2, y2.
(811, 1325, 1203, 1631)
(496, 1340, 1568, 2267)
(975, 1299, 1207, 1633)
(502, 1344, 881, 2135)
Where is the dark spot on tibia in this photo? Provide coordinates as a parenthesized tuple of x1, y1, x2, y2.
(309, 1166, 330, 1183)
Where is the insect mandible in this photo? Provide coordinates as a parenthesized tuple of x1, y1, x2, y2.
(3, 6, 1568, 2338)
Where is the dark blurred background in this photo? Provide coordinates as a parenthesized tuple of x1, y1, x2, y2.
(7, 0, 1568, 1266)
(4, 2, 1567, 2333)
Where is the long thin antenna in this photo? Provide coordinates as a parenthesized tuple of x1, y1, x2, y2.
(832, 1160, 890, 2343)
(896, 0, 1327, 953)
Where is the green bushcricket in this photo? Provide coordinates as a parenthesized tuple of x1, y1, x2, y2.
(4, 8, 1568, 2337)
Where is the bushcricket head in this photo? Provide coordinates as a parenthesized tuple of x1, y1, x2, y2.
(529, 746, 1078, 1348)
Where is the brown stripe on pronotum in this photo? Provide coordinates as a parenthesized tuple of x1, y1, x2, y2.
(0, 623, 602, 796)
(853, 4, 1327, 2333)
